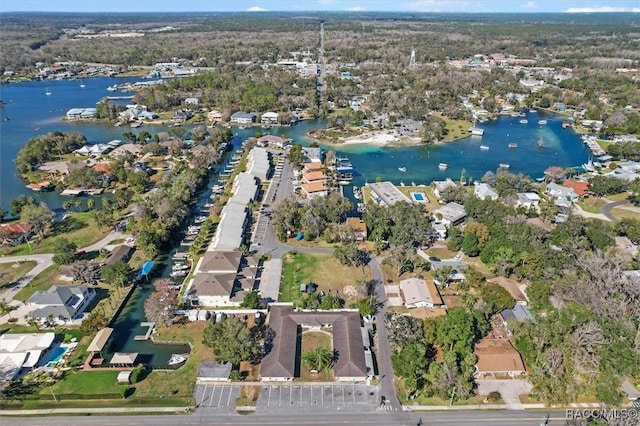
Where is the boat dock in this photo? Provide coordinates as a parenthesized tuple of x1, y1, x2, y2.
(134, 322, 156, 341)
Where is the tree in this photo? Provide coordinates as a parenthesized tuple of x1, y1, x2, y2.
(144, 278, 177, 327)
(10, 195, 37, 216)
(202, 317, 261, 365)
(240, 291, 260, 309)
(101, 261, 131, 293)
(80, 309, 107, 334)
(20, 203, 55, 239)
(478, 283, 515, 315)
(286, 144, 306, 169)
(0, 207, 7, 223)
(71, 260, 102, 285)
(320, 294, 344, 310)
(391, 342, 430, 397)
(52, 237, 78, 265)
(333, 242, 367, 271)
(461, 232, 480, 257)
(302, 347, 334, 372)
(350, 297, 377, 317)
(385, 312, 424, 348)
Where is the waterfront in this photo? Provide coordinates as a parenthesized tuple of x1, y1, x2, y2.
(1, 78, 590, 211)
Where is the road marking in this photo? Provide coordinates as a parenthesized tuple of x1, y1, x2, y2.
(208, 386, 215, 407)
(342, 386, 345, 405)
(321, 385, 324, 406)
(218, 386, 224, 406)
(331, 385, 335, 405)
(279, 385, 282, 407)
(227, 385, 234, 406)
(267, 386, 272, 407)
(352, 385, 356, 405)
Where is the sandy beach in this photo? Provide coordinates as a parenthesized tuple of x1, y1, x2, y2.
(342, 130, 422, 146)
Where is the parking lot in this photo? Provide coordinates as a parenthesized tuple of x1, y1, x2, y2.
(256, 383, 381, 413)
(194, 384, 242, 413)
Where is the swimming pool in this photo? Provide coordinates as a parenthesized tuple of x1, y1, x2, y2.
(410, 192, 427, 203)
(44, 345, 69, 367)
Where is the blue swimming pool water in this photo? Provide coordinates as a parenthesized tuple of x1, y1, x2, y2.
(412, 192, 425, 201)
(49, 346, 68, 363)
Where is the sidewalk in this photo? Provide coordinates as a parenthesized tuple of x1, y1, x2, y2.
(0, 406, 193, 416)
(404, 402, 622, 411)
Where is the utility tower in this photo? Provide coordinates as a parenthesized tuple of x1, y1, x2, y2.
(409, 48, 416, 69)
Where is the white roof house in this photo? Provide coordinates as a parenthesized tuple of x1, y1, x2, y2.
(369, 182, 412, 206)
(261, 111, 279, 123)
(27, 285, 96, 324)
(433, 179, 457, 199)
(474, 183, 498, 200)
(246, 148, 271, 181)
(545, 182, 578, 202)
(516, 192, 541, 209)
(433, 202, 467, 226)
(0, 333, 56, 380)
(399, 278, 444, 308)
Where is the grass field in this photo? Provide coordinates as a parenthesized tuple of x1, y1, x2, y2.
(13, 264, 63, 302)
(0, 212, 109, 257)
(300, 331, 333, 382)
(611, 206, 640, 221)
(0, 261, 36, 290)
(279, 252, 369, 303)
(44, 370, 120, 396)
(441, 116, 474, 142)
(578, 197, 607, 213)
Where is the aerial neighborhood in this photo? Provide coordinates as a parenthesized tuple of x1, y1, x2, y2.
(0, 8, 639, 425)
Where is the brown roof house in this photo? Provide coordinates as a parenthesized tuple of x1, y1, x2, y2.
(260, 304, 375, 382)
(0, 223, 33, 246)
(474, 338, 526, 378)
(342, 217, 367, 241)
(400, 278, 445, 309)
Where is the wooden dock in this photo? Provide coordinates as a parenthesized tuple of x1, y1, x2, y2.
(134, 322, 156, 341)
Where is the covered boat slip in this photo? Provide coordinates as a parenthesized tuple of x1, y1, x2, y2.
(86, 327, 113, 366)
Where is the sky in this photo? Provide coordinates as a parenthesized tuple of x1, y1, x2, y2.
(1, 0, 639, 14)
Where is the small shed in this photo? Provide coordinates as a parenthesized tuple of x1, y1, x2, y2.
(87, 327, 113, 365)
(197, 361, 232, 382)
(117, 370, 132, 384)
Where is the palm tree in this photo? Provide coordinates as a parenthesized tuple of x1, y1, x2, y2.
(302, 347, 334, 372)
(0, 300, 13, 318)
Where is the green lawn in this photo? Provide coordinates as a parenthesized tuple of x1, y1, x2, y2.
(0, 261, 36, 290)
(0, 212, 109, 257)
(44, 370, 120, 396)
(578, 197, 606, 214)
(280, 252, 318, 302)
(441, 116, 474, 142)
(13, 264, 63, 302)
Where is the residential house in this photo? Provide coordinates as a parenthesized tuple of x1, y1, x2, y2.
(261, 112, 279, 124)
(185, 97, 199, 106)
(246, 147, 271, 181)
(66, 108, 97, 120)
(39, 161, 85, 176)
(230, 111, 257, 124)
(301, 168, 329, 199)
(433, 179, 457, 199)
(369, 182, 412, 207)
(343, 217, 367, 241)
(545, 182, 579, 203)
(516, 192, 541, 210)
(433, 202, 467, 226)
(207, 110, 223, 122)
(431, 221, 447, 240)
(0, 332, 56, 381)
(260, 305, 374, 382)
(474, 183, 498, 201)
(399, 278, 445, 309)
(110, 143, 143, 157)
(562, 180, 589, 196)
(302, 147, 323, 163)
(256, 134, 288, 148)
(27, 285, 96, 323)
(489, 277, 529, 305)
(501, 304, 534, 329)
(102, 245, 134, 266)
(0, 223, 33, 246)
(171, 109, 193, 123)
(474, 338, 526, 378)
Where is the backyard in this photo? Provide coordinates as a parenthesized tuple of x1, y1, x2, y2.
(0, 261, 36, 290)
(300, 331, 334, 382)
(279, 252, 370, 303)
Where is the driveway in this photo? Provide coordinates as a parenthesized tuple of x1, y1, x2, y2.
(476, 379, 533, 410)
(600, 199, 628, 222)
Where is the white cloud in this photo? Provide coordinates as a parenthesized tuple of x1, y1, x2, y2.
(318, 0, 336, 5)
(523, 1, 536, 9)
(347, 6, 366, 11)
(565, 6, 640, 13)
(246, 6, 268, 12)
(405, 0, 470, 12)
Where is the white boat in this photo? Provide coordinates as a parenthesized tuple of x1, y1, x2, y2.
(438, 163, 448, 170)
(519, 119, 528, 124)
(398, 167, 407, 172)
(170, 270, 188, 278)
(352, 186, 361, 200)
(80, 79, 85, 88)
(106, 85, 118, 92)
(168, 354, 187, 366)
(499, 163, 510, 169)
(508, 143, 518, 148)
(45, 88, 52, 96)
(480, 145, 490, 151)
(538, 120, 547, 125)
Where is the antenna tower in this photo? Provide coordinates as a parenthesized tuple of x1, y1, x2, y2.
(409, 48, 416, 69)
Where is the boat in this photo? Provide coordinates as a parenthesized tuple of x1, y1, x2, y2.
(106, 85, 118, 92)
(480, 145, 490, 151)
(357, 203, 366, 213)
(499, 163, 510, 169)
(80, 79, 85, 88)
(519, 119, 528, 124)
(529, 108, 537, 113)
(170, 270, 188, 278)
(45, 88, 51, 96)
(398, 167, 407, 172)
(438, 163, 448, 170)
(238, 125, 248, 130)
(537, 138, 546, 149)
(469, 127, 484, 136)
(168, 353, 188, 366)
(353, 186, 362, 200)
(508, 143, 518, 148)
(538, 120, 547, 125)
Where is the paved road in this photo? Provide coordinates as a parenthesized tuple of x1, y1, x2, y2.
(0, 410, 569, 425)
(369, 257, 401, 411)
(600, 199, 628, 222)
(0, 230, 129, 323)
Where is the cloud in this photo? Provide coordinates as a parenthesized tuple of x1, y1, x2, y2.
(246, 6, 268, 12)
(405, 0, 470, 12)
(347, 6, 366, 11)
(565, 6, 640, 13)
(523, 1, 536, 9)
(318, 0, 336, 5)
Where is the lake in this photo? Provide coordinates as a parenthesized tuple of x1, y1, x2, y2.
(0, 78, 590, 212)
